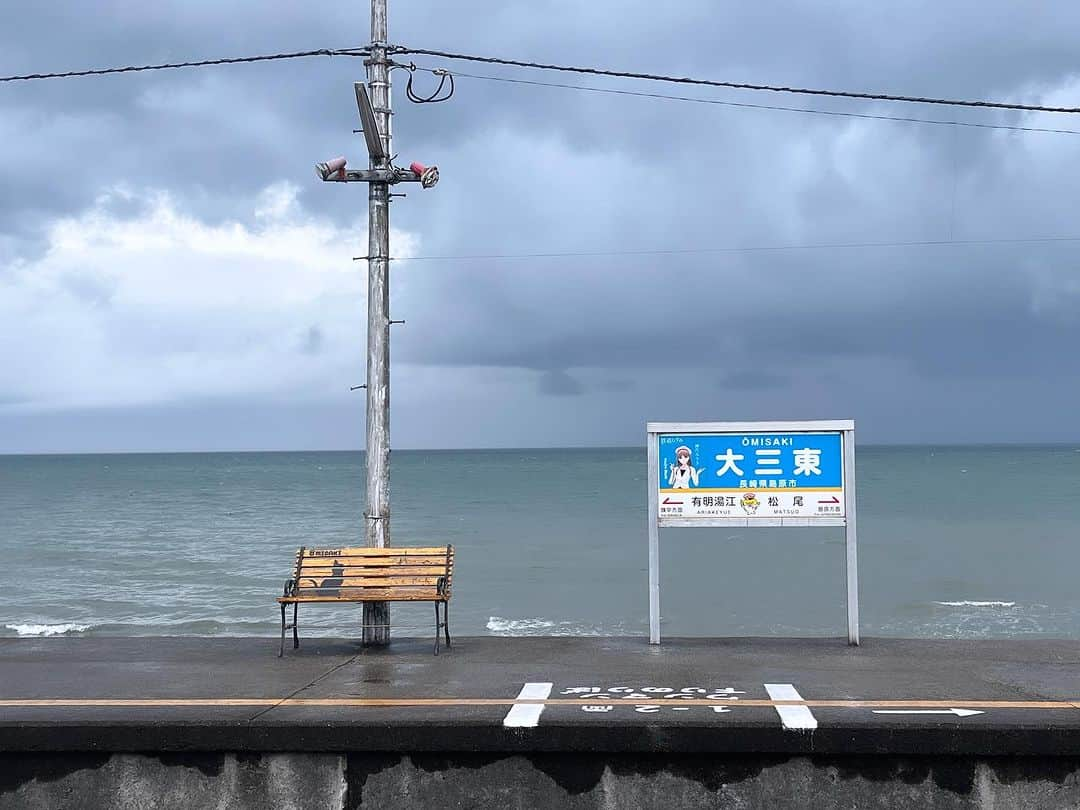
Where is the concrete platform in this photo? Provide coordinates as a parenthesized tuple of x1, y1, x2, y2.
(2, 635, 1079, 756)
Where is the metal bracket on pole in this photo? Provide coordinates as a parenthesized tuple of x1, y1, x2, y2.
(320, 167, 429, 184)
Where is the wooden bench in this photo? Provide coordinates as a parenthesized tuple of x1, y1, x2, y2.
(277, 545, 454, 656)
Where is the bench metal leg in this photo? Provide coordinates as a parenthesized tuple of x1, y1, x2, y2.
(432, 601, 451, 655)
(292, 603, 299, 649)
(279, 604, 286, 657)
(434, 602, 441, 656)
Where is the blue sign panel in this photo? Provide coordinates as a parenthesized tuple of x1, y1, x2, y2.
(657, 431, 844, 519)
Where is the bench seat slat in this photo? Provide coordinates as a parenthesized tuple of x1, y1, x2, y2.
(293, 565, 450, 577)
(280, 589, 446, 602)
(292, 590, 447, 597)
(300, 552, 447, 557)
(296, 575, 444, 587)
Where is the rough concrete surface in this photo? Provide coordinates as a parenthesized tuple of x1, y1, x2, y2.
(0, 753, 345, 810)
(347, 754, 1080, 810)
(5, 753, 1080, 809)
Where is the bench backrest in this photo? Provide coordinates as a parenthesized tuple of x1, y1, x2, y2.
(289, 545, 454, 600)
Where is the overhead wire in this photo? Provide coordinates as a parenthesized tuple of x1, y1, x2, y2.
(414, 66, 1080, 136)
(4, 42, 1077, 118)
(0, 47, 368, 83)
(364, 236, 1080, 263)
(391, 46, 1080, 115)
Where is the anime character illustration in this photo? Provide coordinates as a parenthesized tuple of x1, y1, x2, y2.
(668, 445, 705, 489)
(740, 492, 760, 515)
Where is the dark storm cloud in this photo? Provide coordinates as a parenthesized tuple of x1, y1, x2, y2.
(720, 371, 789, 391)
(537, 369, 584, 396)
(599, 379, 636, 393)
(4, 0, 1080, 448)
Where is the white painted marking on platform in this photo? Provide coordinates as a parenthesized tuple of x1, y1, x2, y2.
(503, 682, 553, 727)
(764, 683, 818, 730)
(873, 708, 984, 717)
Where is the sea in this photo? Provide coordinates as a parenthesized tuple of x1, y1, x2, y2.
(2, 446, 1079, 641)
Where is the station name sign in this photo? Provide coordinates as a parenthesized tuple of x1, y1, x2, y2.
(649, 420, 854, 528)
(646, 419, 859, 644)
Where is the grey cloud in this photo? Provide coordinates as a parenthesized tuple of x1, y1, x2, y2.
(59, 273, 117, 309)
(398, 242, 1080, 384)
(298, 326, 324, 355)
(5, 1, 1080, 448)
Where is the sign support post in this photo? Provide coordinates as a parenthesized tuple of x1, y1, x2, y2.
(647, 436, 661, 645)
(647, 420, 859, 646)
(843, 427, 859, 644)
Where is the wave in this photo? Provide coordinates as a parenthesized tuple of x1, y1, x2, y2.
(2, 619, 276, 637)
(878, 601, 1069, 639)
(487, 616, 555, 634)
(6, 623, 91, 637)
(486, 616, 627, 636)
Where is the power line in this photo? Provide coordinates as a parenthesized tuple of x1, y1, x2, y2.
(0, 48, 368, 83)
(392, 46, 1080, 115)
(417, 66, 1080, 136)
(369, 236, 1080, 263)
(6, 42, 1078, 120)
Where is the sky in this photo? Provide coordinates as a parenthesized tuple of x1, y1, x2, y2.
(2, 1, 1080, 452)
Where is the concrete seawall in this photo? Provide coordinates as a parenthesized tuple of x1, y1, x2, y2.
(3, 636, 1079, 808)
(6, 752, 1080, 808)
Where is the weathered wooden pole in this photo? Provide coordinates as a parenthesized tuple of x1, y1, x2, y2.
(363, 0, 391, 646)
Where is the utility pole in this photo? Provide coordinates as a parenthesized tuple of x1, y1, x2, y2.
(314, 0, 439, 648)
(363, 0, 392, 646)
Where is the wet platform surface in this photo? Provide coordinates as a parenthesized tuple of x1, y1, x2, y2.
(2, 636, 1078, 755)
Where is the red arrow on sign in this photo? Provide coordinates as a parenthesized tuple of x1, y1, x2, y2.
(662, 497, 684, 505)
(818, 496, 840, 504)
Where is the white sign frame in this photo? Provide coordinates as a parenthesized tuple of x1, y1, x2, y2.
(647, 420, 859, 646)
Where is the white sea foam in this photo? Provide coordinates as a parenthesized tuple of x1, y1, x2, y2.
(486, 616, 620, 636)
(934, 601, 1016, 608)
(486, 617, 555, 634)
(6, 623, 91, 637)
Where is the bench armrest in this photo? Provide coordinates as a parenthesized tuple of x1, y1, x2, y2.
(282, 578, 297, 598)
(436, 576, 447, 597)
